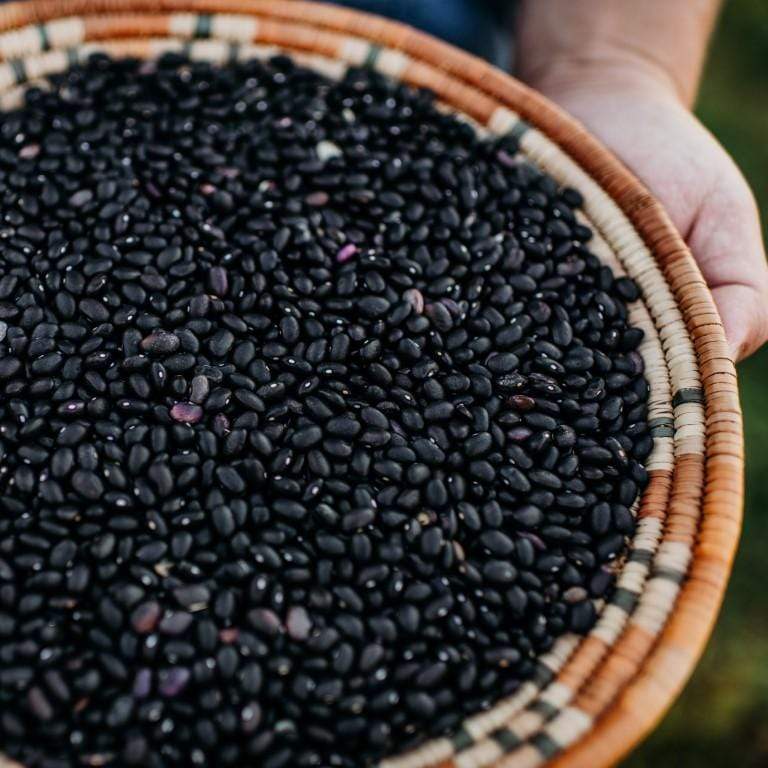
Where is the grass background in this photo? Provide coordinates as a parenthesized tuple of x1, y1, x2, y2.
(625, 1, 768, 765)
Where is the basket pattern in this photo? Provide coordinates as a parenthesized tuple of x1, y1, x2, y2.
(0, 3, 743, 768)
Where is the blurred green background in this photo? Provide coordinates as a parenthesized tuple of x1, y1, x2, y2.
(625, 1, 768, 766)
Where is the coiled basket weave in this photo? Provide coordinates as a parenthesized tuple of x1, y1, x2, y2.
(0, 1, 744, 767)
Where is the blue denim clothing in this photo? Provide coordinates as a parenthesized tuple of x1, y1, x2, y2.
(326, 0, 514, 69)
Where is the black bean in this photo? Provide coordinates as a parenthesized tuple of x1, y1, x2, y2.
(479, 531, 515, 556)
(500, 466, 531, 493)
(487, 352, 519, 374)
(568, 601, 597, 633)
(420, 527, 444, 557)
(207, 266, 229, 297)
(159, 611, 194, 635)
(174, 585, 210, 610)
(359, 296, 391, 318)
(512, 505, 544, 527)
(209, 329, 235, 357)
(406, 692, 436, 719)
(55, 423, 86, 447)
(71, 469, 104, 500)
(140, 330, 180, 355)
(0, 356, 21, 378)
(483, 561, 518, 584)
(79, 298, 109, 322)
(189, 374, 210, 404)
(50, 539, 77, 568)
(249, 608, 283, 637)
(27, 687, 54, 721)
(216, 466, 245, 493)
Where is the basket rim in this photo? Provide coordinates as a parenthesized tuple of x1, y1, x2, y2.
(0, 2, 743, 767)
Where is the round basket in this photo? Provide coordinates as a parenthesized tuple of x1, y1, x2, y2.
(0, 2, 743, 767)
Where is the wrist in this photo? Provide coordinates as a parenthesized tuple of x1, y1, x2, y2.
(515, 0, 721, 109)
(520, 52, 685, 106)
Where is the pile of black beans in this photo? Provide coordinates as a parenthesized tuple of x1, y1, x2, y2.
(0, 53, 651, 768)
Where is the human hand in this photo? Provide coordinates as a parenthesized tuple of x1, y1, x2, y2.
(523, 65, 768, 362)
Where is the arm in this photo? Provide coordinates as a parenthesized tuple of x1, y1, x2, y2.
(517, 0, 768, 361)
(517, 1, 719, 107)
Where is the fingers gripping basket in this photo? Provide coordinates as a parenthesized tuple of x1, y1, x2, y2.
(0, 1, 743, 767)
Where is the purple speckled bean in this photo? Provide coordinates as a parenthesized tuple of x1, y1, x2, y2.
(170, 402, 203, 425)
(496, 149, 520, 168)
(336, 243, 357, 263)
(286, 606, 312, 641)
(158, 667, 190, 698)
(507, 426, 533, 442)
(403, 288, 425, 314)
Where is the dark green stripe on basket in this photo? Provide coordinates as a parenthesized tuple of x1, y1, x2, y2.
(532, 662, 554, 687)
(9, 58, 26, 85)
(530, 699, 559, 718)
(532, 732, 561, 760)
(653, 566, 686, 585)
(195, 14, 213, 39)
(364, 44, 382, 69)
(613, 587, 639, 614)
(672, 387, 704, 407)
(507, 119, 530, 142)
(649, 416, 675, 437)
(629, 548, 654, 567)
(38, 23, 51, 52)
(493, 727, 522, 752)
(450, 727, 474, 751)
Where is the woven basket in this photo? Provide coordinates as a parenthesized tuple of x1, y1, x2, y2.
(0, 1, 743, 767)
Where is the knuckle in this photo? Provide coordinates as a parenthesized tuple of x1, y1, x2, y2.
(713, 163, 760, 218)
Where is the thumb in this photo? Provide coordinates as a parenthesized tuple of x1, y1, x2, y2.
(711, 284, 768, 362)
(686, 171, 768, 362)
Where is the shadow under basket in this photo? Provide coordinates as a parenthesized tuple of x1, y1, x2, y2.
(0, 1, 744, 767)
